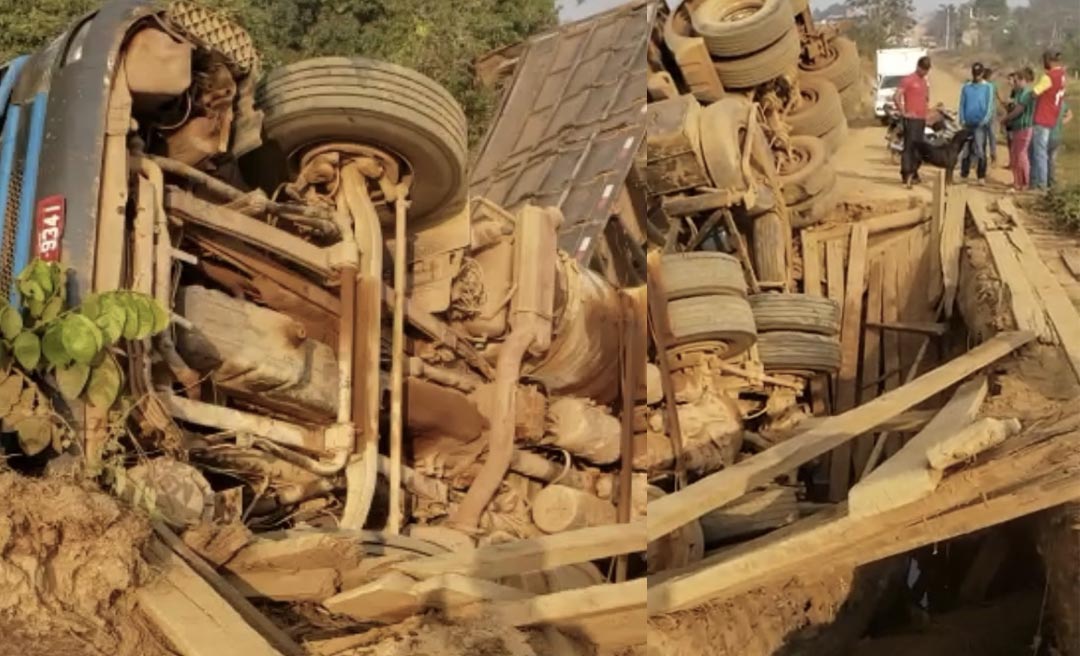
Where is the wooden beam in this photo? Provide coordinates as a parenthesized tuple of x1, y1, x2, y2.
(854, 259, 885, 474)
(463, 579, 646, 631)
(396, 519, 646, 580)
(866, 320, 948, 336)
(150, 524, 304, 656)
(930, 168, 946, 302)
(323, 572, 421, 623)
(645, 331, 1033, 542)
(137, 538, 288, 656)
(798, 409, 936, 434)
(939, 181, 964, 316)
(848, 377, 988, 518)
(967, 191, 1053, 342)
(648, 414, 1080, 614)
(996, 199, 1080, 382)
(830, 224, 870, 499)
(925, 417, 1021, 471)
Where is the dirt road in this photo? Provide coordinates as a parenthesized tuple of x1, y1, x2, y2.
(831, 64, 969, 204)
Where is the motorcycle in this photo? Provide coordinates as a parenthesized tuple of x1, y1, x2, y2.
(885, 104, 960, 164)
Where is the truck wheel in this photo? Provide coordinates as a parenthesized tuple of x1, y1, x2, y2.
(253, 57, 468, 220)
(778, 136, 834, 205)
(786, 77, 844, 138)
(801, 36, 861, 93)
(752, 212, 787, 286)
(692, 0, 796, 58)
(713, 28, 800, 89)
(699, 96, 753, 191)
(820, 120, 849, 155)
(668, 295, 758, 357)
(749, 294, 841, 335)
(661, 252, 747, 300)
(789, 181, 839, 228)
(757, 331, 841, 373)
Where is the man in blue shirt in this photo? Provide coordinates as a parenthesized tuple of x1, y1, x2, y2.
(958, 62, 995, 184)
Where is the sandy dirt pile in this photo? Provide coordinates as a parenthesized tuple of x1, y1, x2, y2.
(0, 471, 174, 656)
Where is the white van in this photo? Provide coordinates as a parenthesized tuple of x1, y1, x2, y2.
(874, 47, 929, 120)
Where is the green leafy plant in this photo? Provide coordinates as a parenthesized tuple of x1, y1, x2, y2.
(0, 259, 170, 456)
(1041, 185, 1080, 232)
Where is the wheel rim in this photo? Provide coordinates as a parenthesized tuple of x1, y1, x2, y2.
(717, 0, 764, 22)
(778, 143, 812, 177)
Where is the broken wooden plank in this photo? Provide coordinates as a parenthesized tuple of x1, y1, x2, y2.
(867, 321, 948, 336)
(464, 579, 646, 632)
(226, 568, 339, 602)
(413, 573, 533, 610)
(645, 331, 1034, 542)
(799, 409, 936, 434)
(940, 184, 966, 317)
(138, 538, 288, 656)
(323, 571, 421, 623)
(967, 191, 1053, 342)
(151, 523, 304, 656)
(830, 223, 870, 500)
(925, 417, 1021, 471)
(848, 377, 988, 518)
(854, 258, 885, 474)
(397, 519, 646, 580)
(998, 206, 1080, 382)
(648, 413, 1080, 614)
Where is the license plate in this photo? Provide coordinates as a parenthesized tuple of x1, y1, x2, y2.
(35, 195, 65, 262)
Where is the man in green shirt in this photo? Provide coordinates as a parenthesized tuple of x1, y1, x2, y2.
(1001, 67, 1037, 191)
(1048, 100, 1073, 187)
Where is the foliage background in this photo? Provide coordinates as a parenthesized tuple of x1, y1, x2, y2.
(0, 0, 558, 142)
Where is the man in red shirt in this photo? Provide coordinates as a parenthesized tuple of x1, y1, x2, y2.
(894, 56, 932, 188)
(1030, 50, 1067, 188)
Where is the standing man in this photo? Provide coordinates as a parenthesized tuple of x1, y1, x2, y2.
(1001, 68, 1036, 191)
(1048, 100, 1073, 187)
(959, 62, 995, 184)
(894, 56, 931, 189)
(1031, 50, 1067, 189)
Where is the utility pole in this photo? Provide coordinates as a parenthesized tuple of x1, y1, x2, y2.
(943, 4, 952, 50)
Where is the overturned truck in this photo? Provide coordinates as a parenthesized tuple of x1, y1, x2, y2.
(0, 1, 648, 649)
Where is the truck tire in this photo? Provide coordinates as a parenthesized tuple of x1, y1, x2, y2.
(699, 96, 752, 191)
(668, 295, 757, 357)
(820, 120, 849, 155)
(786, 77, 844, 138)
(801, 37, 861, 93)
(661, 252, 747, 300)
(254, 57, 468, 221)
(752, 212, 787, 286)
(757, 331, 841, 373)
(839, 79, 866, 118)
(749, 294, 841, 335)
(778, 135, 834, 205)
(713, 28, 800, 89)
(790, 180, 839, 228)
(692, 0, 796, 58)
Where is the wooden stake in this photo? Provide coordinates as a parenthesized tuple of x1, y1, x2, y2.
(646, 251, 687, 489)
(387, 191, 409, 534)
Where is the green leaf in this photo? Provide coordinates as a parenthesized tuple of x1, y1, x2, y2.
(26, 297, 44, 318)
(0, 305, 22, 340)
(20, 280, 44, 302)
(0, 372, 22, 415)
(15, 416, 52, 457)
(81, 293, 102, 320)
(31, 261, 56, 298)
(120, 295, 140, 340)
(134, 297, 155, 339)
(42, 323, 71, 368)
(86, 356, 123, 409)
(61, 314, 103, 365)
(151, 300, 170, 334)
(40, 295, 62, 324)
(13, 331, 41, 370)
(95, 313, 124, 346)
(56, 362, 90, 400)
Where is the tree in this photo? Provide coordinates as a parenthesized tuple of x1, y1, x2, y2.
(844, 0, 915, 52)
(0, 0, 558, 141)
